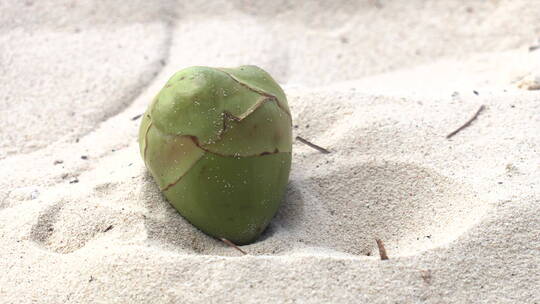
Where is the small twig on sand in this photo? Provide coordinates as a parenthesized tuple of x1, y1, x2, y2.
(220, 238, 247, 255)
(131, 114, 143, 121)
(420, 270, 432, 284)
(295, 136, 331, 154)
(446, 105, 486, 139)
(376, 239, 389, 260)
(528, 38, 540, 51)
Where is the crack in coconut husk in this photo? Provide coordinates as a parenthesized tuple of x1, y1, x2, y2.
(144, 95, 290, 192)
(216, 68, 292, 120)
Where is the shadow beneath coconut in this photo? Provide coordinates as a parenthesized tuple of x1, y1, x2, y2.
(141, 159, 488, 258)
(141, 173, 306, 256)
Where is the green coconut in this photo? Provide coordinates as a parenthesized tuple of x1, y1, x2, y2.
(139, 66, 292, 245)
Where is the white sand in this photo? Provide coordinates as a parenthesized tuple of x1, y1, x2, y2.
(1, 0, 539, 303)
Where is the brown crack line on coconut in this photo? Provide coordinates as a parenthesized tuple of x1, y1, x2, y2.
(216, 68, 292, 120)
(142, 120, 153, 164)
(145, 98, 290, 192)
(221, 95, 272, 122)
(202, 95, 290, 147)
(143, 94, 288, 163)
(187, 135, 282, 157)
(193, 94, 290, 155)
(160, 148, 288, 192)
(159, 152, 203, 192)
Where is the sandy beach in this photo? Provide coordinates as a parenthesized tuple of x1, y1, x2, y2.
(1, 1, 539, 303)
